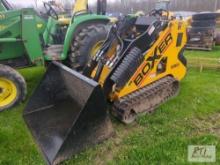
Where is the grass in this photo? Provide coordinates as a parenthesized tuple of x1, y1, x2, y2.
(66, 69, 220, 165)
(185, 46, 220, 70)
(0, 67, 45, 165)
(1, 69, 220, 165)
(0, 51, 220, 164)
(185, 46, 220, 59)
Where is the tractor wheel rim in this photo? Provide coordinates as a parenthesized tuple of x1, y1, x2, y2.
(0, 77, 17, 108)
(90, 41, 104, 57)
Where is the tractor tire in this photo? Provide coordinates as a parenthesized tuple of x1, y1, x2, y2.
(69, 24, 108, 71)
(191, 20, 216, 28)
(0, 65, 27, 112)
(192, 12, 220, 21)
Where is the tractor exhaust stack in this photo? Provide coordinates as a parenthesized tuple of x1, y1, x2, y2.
(23, 62, 113, 165)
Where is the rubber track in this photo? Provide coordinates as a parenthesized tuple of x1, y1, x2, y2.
(112, 76, 179, 124)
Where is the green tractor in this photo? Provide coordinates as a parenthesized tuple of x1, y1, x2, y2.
(0, 0, 109, 111)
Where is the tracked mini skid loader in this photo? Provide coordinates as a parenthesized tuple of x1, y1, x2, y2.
(23, 7, 187, 165)
(82, 11, 188, 124)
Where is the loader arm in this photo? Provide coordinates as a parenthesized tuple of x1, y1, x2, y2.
(0, 9, 44, 64)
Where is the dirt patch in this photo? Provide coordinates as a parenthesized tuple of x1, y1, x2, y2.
(190, 112, 220, 137)
(94, 122, 146, 165)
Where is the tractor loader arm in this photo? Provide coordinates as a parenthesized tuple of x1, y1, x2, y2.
(0, 8, 44, 64)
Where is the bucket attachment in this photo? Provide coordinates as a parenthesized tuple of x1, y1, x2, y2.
(23, 62, 113, 165)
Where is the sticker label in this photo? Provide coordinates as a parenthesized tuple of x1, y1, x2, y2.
(188, 145, 216, 163)
(132, 32, 173, 87)
(24, 15, 34, 20)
